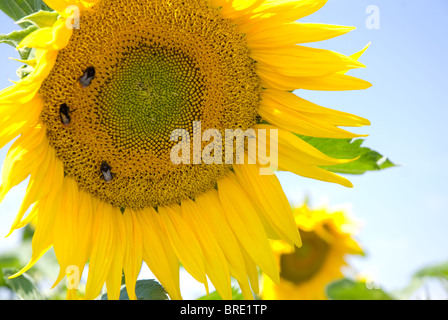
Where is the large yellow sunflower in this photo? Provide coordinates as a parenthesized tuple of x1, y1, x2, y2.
(261, 203, 364, 300)
(0, 0, 371, 300)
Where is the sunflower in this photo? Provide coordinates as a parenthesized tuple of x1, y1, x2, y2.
(261, 203, 364, 300)
(0, 0, 371, 300)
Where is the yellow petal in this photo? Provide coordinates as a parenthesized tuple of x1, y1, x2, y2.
(105, 209, 125, 300)
(18, 18, 72, 51)
(217, 173, 279, 284)
(350, 42, 371, 61)
(233, 163, 301, 247)
(239, 244, 261, 294)
(194, 191, 254, 300)
(214, 0, 265, 21)
(0, 124, 46, 204)
(62, 191, 95, 300)
(245, 22, 355, 48)
(181, 198, 232, 300)
(285, 157, 353, 187)
(339, 42, 372, 74)
(122, 209, 143, 301)
(257, 0, 328, 21)
(261, 88, 370, 127)
(52, 177, 80, 288)
(254, 124, 357, 167)
(259, 68, 372, 91)
(9, 141, 64, 234)
(0, 50, 57, 108)
(137, 207, 182, 300)
(8, 193, 57, 279)
(158, 205, 208, 289)
(252, 124, 355, 187)
(64, 189, 94, 296)
(252, 45, 365, 78)
(84, 201, 117, 300)
(258, 98, 367, 138)
(8, 57, 37, 68)
(0, 94, 43, 149)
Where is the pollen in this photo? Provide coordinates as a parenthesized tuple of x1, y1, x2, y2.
(38, 0, 261, 208)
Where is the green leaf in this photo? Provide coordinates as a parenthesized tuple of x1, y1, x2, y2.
(0, 24, 38, 48)
(297, 135, 397, 175)
(0, 25, 38, 60)
(198, 287, 244, 300)
(22, 224, 35, 241)
(0, 0, 52, 24)
(16, 10, 59, 28)
(326, 278, 394, 300)
(390, 277, 424, 300)
(414, 261, 448, 280)
(16, 64, 34, 79)
(0, 255, 21, 288)
(2, 268, 45, 300)
(391, 261, 448, 299)
(101, 279, 169, 300)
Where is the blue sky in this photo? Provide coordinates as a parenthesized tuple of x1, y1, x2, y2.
(0, 0, 447, 298)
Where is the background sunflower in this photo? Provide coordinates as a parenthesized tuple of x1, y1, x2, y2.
(261, 203, 363, 300)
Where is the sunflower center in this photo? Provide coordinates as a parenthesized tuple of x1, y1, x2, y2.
(39, 0, 261, 209)
(280, 231, 330, 284)
(98, 46, 204, 154)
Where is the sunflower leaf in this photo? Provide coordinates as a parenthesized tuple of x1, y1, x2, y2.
(0, 25, 38, 48)
(2, 268, 45, 300)
(197, 287, 244, 300)
(101, 279, 169, 300)
(326, 278, 394, 300)
(414, 260, 448, 280)
(0, 256, 21, 288)
(0, 0, 52, 25)
(16, 64, 34, 79)
(382, 261, 448, 300)
(297, 135, 397, 175)
(16, 10, 59, 28)
(0, 25, 38, 61)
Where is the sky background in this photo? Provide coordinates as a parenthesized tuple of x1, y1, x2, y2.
(0, 0, 447, 299)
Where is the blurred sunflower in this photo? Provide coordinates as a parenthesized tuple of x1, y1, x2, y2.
(261, 203, 364, 300)
(0, 0, 370, 300)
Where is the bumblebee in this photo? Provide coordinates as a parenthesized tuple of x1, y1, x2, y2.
(59, 103, 75, 126)
(79, 66, 95, 88)
(101, 161, 113, 183)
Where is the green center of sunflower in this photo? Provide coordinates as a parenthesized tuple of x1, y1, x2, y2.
(38, 0, 261, 209)
(98, 46, 204, 154)
(280, 230, 330, 284)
